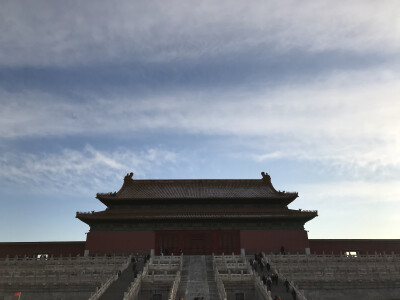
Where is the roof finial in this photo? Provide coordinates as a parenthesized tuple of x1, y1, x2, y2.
(261, 172, 271, 182)
(124, 172, 134, 182)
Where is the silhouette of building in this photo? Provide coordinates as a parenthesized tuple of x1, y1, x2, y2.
(76, 172, 318, 255)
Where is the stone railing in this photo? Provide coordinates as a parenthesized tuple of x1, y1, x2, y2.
(123, 275, 143, 300)
(214, 261, 248, 271)
(217, 270, 253, 281)
(167, 253, 183, 300)
(288, 282, 307, 300)
(0, 273, 107, 286)
(151, 255, 182, 265)
(213, 253, 253, 280)
(123, 259, 150, 300)
(167, 270, 181, 300)
(148, 263, 181, 271)
(123, 254, 183, 300)
(262, 252, 307, 300)
(0, 255, 133, 288)
(212, 255, 229, 300)
(88, 274, 118, 300)
(253, 273, 273, 300)
(266, 252, 400, 285)
(0, 254, 129, 269)
(88, 254, 132, 300)
(213, 253, 247, 263)
(143, 272, 177, 283)
(268, 252, 400, 264)
(213, 253, 249, 274)
(214, 268, 227, 300)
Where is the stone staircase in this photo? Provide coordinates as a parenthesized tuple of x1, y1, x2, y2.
(97, 262, 135, 300)
(98, 257, 146, 300)
(175, 255, 221, 300)
(270, 277, 294, 300)
(175, 256, 190, 300)
(205, 256, 221, 300)
(254, 264, 294, 300)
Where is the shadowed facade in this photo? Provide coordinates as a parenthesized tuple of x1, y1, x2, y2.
(77, 172, 318, 255)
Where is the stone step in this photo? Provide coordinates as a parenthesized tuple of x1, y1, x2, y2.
(98, 262, 134, 300)
(255, 268, 295, 300)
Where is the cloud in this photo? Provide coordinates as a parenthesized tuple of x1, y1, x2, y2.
(1, 0, 399, 242)
(296, 181, 400, 205)
(0, 1, 399, 67)
(0, 145, 177, 194)
(1, 67, 400, 180)
(2, 68, 399, 136)
(294, 180, 400, 238)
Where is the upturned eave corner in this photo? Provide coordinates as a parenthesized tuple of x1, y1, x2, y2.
(96, 171, 134, 201)
(261, 171, 299, 200)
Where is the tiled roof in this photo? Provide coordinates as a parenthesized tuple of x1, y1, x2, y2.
(96, 172, 298, 201)
(76, 208, 318, 221)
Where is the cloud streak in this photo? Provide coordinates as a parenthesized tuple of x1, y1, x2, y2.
(0, 145, 177, 194)
(1, 68, 400, 179)
(2, 68, 399, 137)
(0, 1, 399, 67)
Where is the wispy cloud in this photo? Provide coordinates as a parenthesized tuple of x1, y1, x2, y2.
(296, 181, 400, 204)
(2, 68, 400, 179)
(0, 145, 177, 194)
(2, 69, 399, 136)
(0, 1, 399, 67)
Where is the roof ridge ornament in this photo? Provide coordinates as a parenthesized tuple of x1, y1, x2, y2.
(261, 172, 271, 182)
(124, 172, 134, 182)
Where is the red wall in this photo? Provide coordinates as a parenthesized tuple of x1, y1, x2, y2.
(4, 237, 400, 257)
(309, 239, 400, 255)
(85, 231, 155, 255)
(155, 230, 240, 255)
(0, 242, 85, 258)
(240, 230, 310, 254)
(87, 230, 310, 255)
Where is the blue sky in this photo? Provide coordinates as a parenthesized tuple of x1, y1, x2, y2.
(1, 0, 400, 241)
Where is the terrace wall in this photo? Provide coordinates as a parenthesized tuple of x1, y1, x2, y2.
(309, 239, 400, 254)
(0, 242, 85, 258)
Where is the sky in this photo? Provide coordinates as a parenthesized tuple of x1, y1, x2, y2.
(1, 0, 400, 242)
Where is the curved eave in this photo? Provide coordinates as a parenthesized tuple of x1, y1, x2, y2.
(76, 211, 318, 226)
(97, 194, 298, 208)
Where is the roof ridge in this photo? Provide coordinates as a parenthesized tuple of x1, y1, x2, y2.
(95, 172, 299, 201)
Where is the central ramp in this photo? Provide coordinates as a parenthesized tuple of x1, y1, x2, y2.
(186, 256, 210, 299)
(178, 255, 220, 300)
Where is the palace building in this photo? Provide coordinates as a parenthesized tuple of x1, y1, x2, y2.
(76, 172, 318, 256)
(2, 172, 400, 300)
(1, 172, 400, 258)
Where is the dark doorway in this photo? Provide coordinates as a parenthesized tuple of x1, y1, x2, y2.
(155, 230, 240, 255)
(184, 233, 211, 254)
(153, 294, 162, 300)
(217, 231, 239, 254)
(236, 293, 245, 300)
